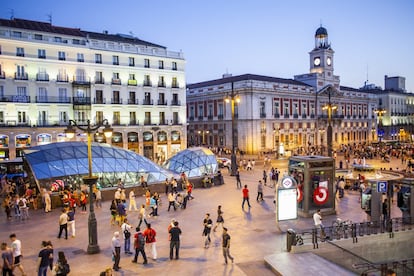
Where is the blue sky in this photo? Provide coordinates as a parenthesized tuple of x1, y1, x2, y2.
(2, 0, 414, 91)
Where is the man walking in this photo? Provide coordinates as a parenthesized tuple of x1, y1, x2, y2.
(67, 207, 76, 238)
(256, 180, 264, 202)
(121, 218, 133, 255)
(138, 204, 148, 228)
(143, 223, 157, 260)
(111, 232, 122, 271)
(9, 233, 27, 276)
(169, 221, 181, 260)
(222, 227, 234, 264)
(313, 209, 326, 240)
(202, 213, 213, 248)
(132, 227, 147, 264)
(242, 185, 251, 209)
(57, 209, 68, 239)
(235, 169, 242, 189)
(1, 242, 14, 276)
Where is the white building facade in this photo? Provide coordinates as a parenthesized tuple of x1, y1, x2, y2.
(0, 18, 187, 161)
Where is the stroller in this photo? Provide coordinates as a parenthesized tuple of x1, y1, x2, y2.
(174, 193, 184, 209)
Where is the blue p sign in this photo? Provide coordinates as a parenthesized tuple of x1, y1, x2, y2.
(377, 181, 387, 193)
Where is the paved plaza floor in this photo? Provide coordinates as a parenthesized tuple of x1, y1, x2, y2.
(0, 155, 404, 275)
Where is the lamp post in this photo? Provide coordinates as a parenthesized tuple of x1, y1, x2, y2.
(225, 82, 240, 176)
(65, 119, 113, 254)
(322, 90, 337, 157)
(374, 107, 386, 142)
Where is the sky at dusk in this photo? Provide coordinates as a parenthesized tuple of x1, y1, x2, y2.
(2, 0, 414, 92)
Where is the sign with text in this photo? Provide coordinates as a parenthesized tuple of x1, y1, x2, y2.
(277, 188, 298, 221)
(377, 181, 388, 193)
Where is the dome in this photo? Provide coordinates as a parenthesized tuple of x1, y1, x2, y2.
(163, 147, 218, 177)
(24, 141, 176, 188)
(315, 26, 328, 37)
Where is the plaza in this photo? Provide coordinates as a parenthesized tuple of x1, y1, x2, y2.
(0, 154, 407, 275)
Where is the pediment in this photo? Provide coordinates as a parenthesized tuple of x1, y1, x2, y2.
(317, 85, 343, 98)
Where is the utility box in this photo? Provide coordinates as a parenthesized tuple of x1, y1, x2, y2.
(288, 155, 336, 217)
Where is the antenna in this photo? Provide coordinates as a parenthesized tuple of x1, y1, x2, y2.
(47, 13, 52, 24)
(366, 64, 369, 84)
(10, 9, 14, 20)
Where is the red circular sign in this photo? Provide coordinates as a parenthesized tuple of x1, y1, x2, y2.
(313, 187, 328, 205)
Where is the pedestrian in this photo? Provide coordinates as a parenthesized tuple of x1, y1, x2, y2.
(202, 213, 213, 248)
(137, 204, 148, 228)
(222, 227, 234, 265)
(128, 190, 137, 211)
(80, 191, 87, 213)
(116, 200, 126, 226)
(235, 169, 242, 189)
(67, 207, 76, 238)
(313, 209, 326, 240)
(37, 241, 53, 276)
(19, 196, 29, 220)
(338, 177, 345, 198)
(109, 199, 118, 226)
(169, 221, 181, 260)
(114, 188, 121, 204)
(256, 180, 264, 202)
(143, 223, 157, 260)
(242, 185, 251, 209)
(121, 218, 133, 255)
(94, 187, 102, 208)
(57, 209, 68, 239)
(382, 199, 388, 225)
(132, 227, 148, 264)
(140, 175, 148, 189)
(43, 189, 51, 213)
(53, 251, 70, 276)
(167, 192, 176, 212)
(213, 205, 224, 232)
(263, 170, 268, 185)
(111, 232, 121, 271)
(1, 242, 14, 276)
(9, 233, 27, 276)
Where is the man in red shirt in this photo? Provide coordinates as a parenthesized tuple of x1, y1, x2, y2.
(242, 185, 251, 209)
(143, 223, 157, 260)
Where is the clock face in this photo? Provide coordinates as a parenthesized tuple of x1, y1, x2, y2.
(314, 57, 321, 66)
(327, 57, 332, 66)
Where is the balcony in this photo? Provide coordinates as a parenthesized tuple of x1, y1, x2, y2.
(144, 119, 152, 125)
(128, 79, 137, 86)
(293, 114, 298, 119)
(310, 114, 315, 118)
(198, 116, 203, 120)
(218, 114, 224, 120)
(111, 78, 122, 85)
(73, 97, 91, 105)
(94, 98, 105, 104)
(171, 100, 181, 106)
(207, 115, 213, 120)
(158, 82, 166, 88)
(128, 98, 139, 105)
(302, 114, 307, 119)
(36, 73, 49, 82)
(189, 116, 194, 121)
(172, 120, 179, 125)
(142, 99, 153, 105)
(157, 99, 167, 105)
(260, 113, 267, 118)
(111, 98, 123, 104)
(35, 96, 71, 103)
(14, 73, 28, 80)
(0, 95, 30, 103)
(0, 71, 5, 79)
(129, 120, 139, 126)
(172, 83, 179, 89)
(72, 76, 91, 85)
(56, 74, 69, 82)
(274, 113, 280, 118)
(159, 119, 167, 125)
(284, 114, 289, 118)
(95, 77, 105, 84)
(143, 81, 152, 87)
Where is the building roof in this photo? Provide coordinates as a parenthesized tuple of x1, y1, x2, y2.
(315, 26, 328, 37)
(0, 18, 165, 48)
(187, 74, 312, 89)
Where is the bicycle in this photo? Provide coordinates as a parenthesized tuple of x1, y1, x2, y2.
(332, 218, 352, 239)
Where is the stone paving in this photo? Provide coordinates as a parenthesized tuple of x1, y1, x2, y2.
(0, 155, 404, 276)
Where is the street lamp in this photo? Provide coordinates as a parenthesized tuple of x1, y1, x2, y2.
(65, 119, 113, 254)
(225, 82, 240, 176)
(322, 91, 337, 157)
(374, 107, 386, 142)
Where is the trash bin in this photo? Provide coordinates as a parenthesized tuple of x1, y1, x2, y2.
(286, 229, 297, 252)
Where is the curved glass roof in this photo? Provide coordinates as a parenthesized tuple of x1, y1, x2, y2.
(163, 147, 218, 177)
(24, 142, 175, 187)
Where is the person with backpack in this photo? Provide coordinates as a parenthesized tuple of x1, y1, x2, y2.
(132, 227, 147, 265)
(121, 218, 133, 255)
(143, 223, 157, 260)
(53, 251, 70, 276)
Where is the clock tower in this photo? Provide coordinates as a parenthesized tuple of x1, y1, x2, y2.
(295, 25, 340, 91)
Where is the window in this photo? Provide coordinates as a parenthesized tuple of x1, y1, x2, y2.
(72, 39, 80, 45)
(129, 57, 135, 66)
(260, 101, 266, 117)
(77, 53, 84, 62)
(198, 104, 204, 119)
(58, 51, 66, 61)
(129, 91, 136, 104)
(95, 53, 102, 64)
(274, 101, 280, 115)
(16, 65, 26, 79)
(218, 103, 224, 118)
(95, 71, 104, 84)
(172, 77, 178, 88)
(129, 112, 136, 125)
(16, 47, 24, 57)
(12, 31, 22, 38)
(158, 60, 164, 69)
(144, 112, 151, 125)
(34, 34, 43, 40)
(17, 86, 27, 96)
(38, 87, 48, 102)
(113, 111, 120, 125)
(18, 111, 27, 123)
(96, 111, 103, 124)
(144, 58, 150, 68)
(95, 90, 103, 104)
(284, 102, 289, 116)
(172, 61, 177, 70)
(59, 112, 67, 124)
(112, 73, 121, 84)
(158, 76, 165, 87)
(158, 93, 165, 105)
(189, 106, 195, 118)
(38, 49, 46, 59)
(208, 104, 213, 117)
(173, 112, 179, 124)
(58, 88, 68, 103)
(112, 91, 120, 104)
(113, 55, 119, 65)
(159, 112, 165, 124)
(144, 75, 151, 86)
(0, 86, 3, 98)
(172, 93, 179, 105)
(144, 92, 151, 105)
(302, 103, 307, 115)
(54, 36, 62, 43)
(293, 103, 298, 115)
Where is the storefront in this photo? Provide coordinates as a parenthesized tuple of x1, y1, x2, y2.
(143, 131, 154, 160)
(127, 132, 139, 153)
(112, 132, 123, 148)
(171, 130, 181, 156)
(15, 134, 31, 157)
(156, 131, 168, 164)
(37, 133, 52, 145)
(0, 135, 9, 160)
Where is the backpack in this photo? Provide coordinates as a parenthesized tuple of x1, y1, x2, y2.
(63, 263, 70, 274)
(18, 199, 24, 207)
(123, 228, 131, 239)
(135, 233, 145, 249)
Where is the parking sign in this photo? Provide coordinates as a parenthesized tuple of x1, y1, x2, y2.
(377, 181, 388, 193)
